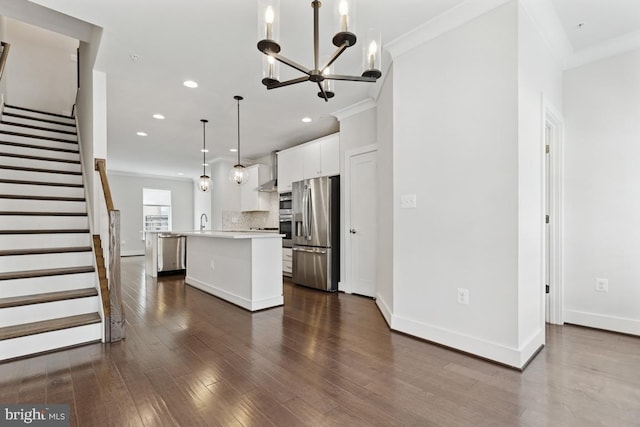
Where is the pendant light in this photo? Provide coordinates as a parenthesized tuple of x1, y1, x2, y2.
(229, 95, 248, 185)
(198, 119, 211, 192)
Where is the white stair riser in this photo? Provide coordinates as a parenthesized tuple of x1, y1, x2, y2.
(0, 199, 86, 212)
(0, 272, 95, 297)
(2, 107, 76, 126)
(0, 183, 84, 198)
(0, 155, 81, 172)
(0, 251, 93, 273)
(0, 322, 102, 361)
(0, 296, 100, 327)
(0, 133, 78, 150)
(0, 124, 77, 142)
(0, 143, 79, 161)
(1, 116, 76, 133)
(1, 215, 88, 230)
(0, 233, 91, 250)
(0, 168, 82, 184)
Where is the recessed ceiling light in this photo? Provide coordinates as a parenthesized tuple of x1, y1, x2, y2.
(200, 149, 209, 153)
(183, 80, 198, 88)
(229, 148, 238, 152)
(202, 163, 209, 167)
(302, 117, 312, 123)
(136, 131, 148, 136)
(153, 114, 165, 120)
(177, 172, 184, 176)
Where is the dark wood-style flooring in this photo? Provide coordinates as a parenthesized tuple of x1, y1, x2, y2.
(1, 256, 639, 426)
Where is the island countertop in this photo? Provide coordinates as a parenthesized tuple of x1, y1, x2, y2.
(178, 230, 284, 239)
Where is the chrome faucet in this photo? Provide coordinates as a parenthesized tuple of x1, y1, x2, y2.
(200, 213, 208, 231)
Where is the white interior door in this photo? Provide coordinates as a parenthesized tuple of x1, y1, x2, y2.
(545, 123, 551, 322)
(347, 149, 377, 297)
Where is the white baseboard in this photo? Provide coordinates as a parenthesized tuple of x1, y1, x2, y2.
(564, 309, 640, 336)
(375, 293, 392, 327)
(391, 314, 528, 369)
(185, 275, 282, 312)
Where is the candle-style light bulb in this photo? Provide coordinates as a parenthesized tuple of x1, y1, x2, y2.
(265, 6, 274, 39)
(339, 0, 349, 32)
(368, 40, 377, 69)
(267, 55, 275, 78)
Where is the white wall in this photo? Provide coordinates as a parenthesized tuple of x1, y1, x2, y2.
(515, 3, 563, 361)
(3, 18, 77, 114)
(108, 173, 194, 256)
(193, 180, 212, 231)
(376, 66, 395, 323)
(210, 158, 241, 230)
(390, 2, 523, 366)
(563, 49, 640, 335)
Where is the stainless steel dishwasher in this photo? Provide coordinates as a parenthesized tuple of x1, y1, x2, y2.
(157, 233, 186, 273)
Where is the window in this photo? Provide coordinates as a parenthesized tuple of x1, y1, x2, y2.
(142, 188, 172, 240)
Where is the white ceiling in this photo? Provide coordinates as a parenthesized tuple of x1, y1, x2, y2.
(14, 0, 640, 180)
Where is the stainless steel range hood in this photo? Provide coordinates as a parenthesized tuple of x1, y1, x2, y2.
(258, 151, 278, 192)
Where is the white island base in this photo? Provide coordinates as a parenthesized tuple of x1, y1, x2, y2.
(184, 232, 283, 311)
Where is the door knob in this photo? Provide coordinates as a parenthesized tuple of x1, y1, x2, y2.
(349, 229, 356, 234)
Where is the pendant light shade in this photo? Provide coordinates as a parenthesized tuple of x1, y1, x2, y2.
(229, 96, 248, 185)
(198, 119, 211, 192)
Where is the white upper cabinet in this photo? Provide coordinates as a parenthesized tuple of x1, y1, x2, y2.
(277, 133, 340, 193)
(240, 164, 270, 211)
(277, 149, 304, 193)
(319, 134, 339, 177)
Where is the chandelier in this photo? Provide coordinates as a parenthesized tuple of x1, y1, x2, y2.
(257, 0, 382, 101)
(198, 119, 211, 192)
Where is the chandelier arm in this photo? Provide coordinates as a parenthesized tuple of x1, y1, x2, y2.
(320, 44, 349, 74)
(270, 52, 312, 76)
(316, 82, 329, 102)
(266, 76, 311, 89)
(324, 73, 378, 83)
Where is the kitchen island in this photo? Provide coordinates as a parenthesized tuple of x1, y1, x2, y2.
(182, 231, 284, 311)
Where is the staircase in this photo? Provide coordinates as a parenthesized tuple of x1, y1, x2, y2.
(0, 104, 103, 361)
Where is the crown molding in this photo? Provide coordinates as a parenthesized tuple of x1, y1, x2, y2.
(107, 170, 194, 182)
(519, 0, 573, 67)
(385, 0, 512, 60)
(564, 30, 640, 70)
(332, 98, 376, 122)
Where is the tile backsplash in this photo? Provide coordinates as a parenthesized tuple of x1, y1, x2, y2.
(221, 192, 279, 230)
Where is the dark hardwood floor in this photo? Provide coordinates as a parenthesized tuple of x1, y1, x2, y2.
(1, 256, 639, 426)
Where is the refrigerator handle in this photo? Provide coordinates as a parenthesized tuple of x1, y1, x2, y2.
(301, 185, 307, 239)
(306, 186, 313, 240)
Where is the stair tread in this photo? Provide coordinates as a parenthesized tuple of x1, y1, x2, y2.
(0, 178, 83, 188)
(0, 194, 85, 201)
(4, 104, 74, 120)
(0, 140, 79, 154)
(0, 130, 77, 144)
(0, 246, 92, 256)
(0, 229, 90, 235)
(2, 112, 76, 128)
(0, 151, 80, 164)
(0, 288, 98, 309)
(0, 120, 77, 135)
(0, 164, 82, 175)
(0, 265, 94, 281)
(0, 211, 87, 216)
(0, 312, 101, 341)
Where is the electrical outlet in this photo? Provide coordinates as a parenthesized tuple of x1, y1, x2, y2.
(457, 288, 469, 305)
(400, 194, 417, 209)
(595, 278, 609, 292)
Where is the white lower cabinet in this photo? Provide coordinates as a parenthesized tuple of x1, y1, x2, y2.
(282, 247, 292, 277)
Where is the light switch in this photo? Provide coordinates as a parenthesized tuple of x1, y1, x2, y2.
(400, 194, 417, 209)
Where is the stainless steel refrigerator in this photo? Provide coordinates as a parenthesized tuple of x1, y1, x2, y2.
(292, 176, 339, 292)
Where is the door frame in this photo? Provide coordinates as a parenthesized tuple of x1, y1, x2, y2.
(543, 101, 564, 325)
(342, 143, 378, 295)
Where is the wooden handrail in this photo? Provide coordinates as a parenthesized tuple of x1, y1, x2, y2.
(93, 157, 125, 341)
(95, 158, 114, 211)
(0, 42, 11, 83)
